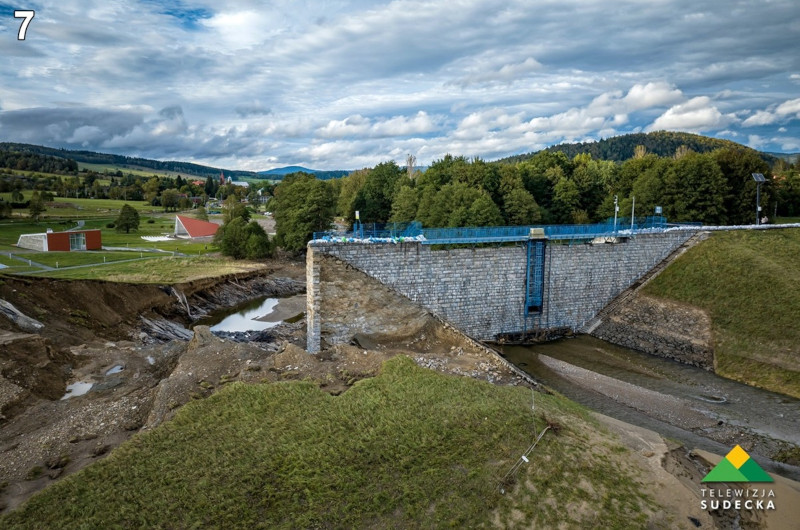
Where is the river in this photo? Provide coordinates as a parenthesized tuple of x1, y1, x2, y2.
(193, 294, 306, 332)
(499, 335, 800, 480)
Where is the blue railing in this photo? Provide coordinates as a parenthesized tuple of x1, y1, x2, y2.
(311, 216, 695, 244)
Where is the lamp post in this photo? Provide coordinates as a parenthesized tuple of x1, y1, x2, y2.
(752, 173, 766, 225)
(613, 195, 619, 233)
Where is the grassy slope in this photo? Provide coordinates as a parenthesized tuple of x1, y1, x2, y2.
(643, 228, 800, 398)
(34, 255, 269, 283)
(0, 357, 655, 529)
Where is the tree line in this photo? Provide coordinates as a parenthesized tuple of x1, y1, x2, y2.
(0, 149, 79, 174)
(268, 145, 800, 251)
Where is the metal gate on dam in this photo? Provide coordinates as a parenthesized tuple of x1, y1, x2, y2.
(306, 219, 698, 353)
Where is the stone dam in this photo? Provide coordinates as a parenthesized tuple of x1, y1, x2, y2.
(306, 231, 696, 353)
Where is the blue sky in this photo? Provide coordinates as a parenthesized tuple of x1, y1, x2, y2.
(0, 0, 798, 171)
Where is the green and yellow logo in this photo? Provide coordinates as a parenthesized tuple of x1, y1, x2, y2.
(702, 445, 773, 483)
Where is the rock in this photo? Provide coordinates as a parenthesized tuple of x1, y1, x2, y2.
(0, 299, 44, 332)
(139, 317, 193, 342)
(189, 326, 215, 348)
(351, 333, 379, 350)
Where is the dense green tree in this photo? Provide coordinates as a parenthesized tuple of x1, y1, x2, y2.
(663, 152, 728, 224)
(115, 204, 140, 233)
(337, 169, 368, 220)
(551, 177, 580, 224)
(243, 221, 272, 259)
(416, 154, 465, 191)
(775, 169, 800, 217)
(161, 189, 179, 212)
(617, 154, 660, 198)
(351, 161, 403, 223)
(215, 217, 248, 259)
(195, 206, 209, 221)
(629, 157, 672, 216)
(143, 177, 160, 203)
(569, 157, 609, 221)
(712, 148, 771, 224)
(389, 185, 419, 223)
(204, 176, 217, 197)
(28, 191, 45, 221)
(215, 218, 272, 260)
(271, 173, 336, 251)
(503, 187, 542, 225)
(222, 195, 250, 224)
(465, 192, 503, 226)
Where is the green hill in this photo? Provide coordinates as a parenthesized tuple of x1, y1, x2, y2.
(644, 228, 800, 398)
(0, 143, 258, 180)
(0, 357, 658, 528)
(499, 132, 780, 165)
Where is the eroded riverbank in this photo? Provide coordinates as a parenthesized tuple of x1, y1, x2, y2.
(500, 335, 800, 480)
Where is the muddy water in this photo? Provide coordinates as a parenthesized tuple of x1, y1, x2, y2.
(500, 335, 800, 479)
(193, 294, 305, 332)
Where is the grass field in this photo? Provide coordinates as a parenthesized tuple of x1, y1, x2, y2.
(77, 162, 175, 178)
(0, 212, 249, 282)
(644, 228, 800, 398)
(32, 255, 268, 283)
(0, 357, 656, 528)
(0, 193, 161, 219)
(0, 253, 37, 274)
(22, 251, 152, 268)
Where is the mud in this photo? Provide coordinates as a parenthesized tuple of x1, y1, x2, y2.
(0, 256, 529, 514)
(0, 260, 306, 512)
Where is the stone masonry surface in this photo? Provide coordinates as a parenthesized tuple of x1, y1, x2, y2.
(307, 232, 695, 352)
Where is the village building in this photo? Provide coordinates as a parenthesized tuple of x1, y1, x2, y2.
(174, 215, 219, 238)
(16, 229, 102, 252)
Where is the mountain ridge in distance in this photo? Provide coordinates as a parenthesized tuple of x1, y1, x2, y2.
(497, 131, 797, 165)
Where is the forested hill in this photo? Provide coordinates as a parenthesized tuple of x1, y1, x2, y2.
(0, 142, 259, 179)
(498, 132, 779, 165)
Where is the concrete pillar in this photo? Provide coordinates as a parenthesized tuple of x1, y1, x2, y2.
(306, 246, 321, 353)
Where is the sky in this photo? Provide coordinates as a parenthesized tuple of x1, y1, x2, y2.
(0, 0, 799, 171)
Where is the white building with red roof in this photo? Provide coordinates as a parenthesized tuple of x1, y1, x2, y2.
(174, 215, 220, 238)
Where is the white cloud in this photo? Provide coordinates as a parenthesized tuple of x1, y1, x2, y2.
(317, 112, 437, 139)
(1, 0, 799, 168)
(743, 110, 777, 127)
(747, 134, 768, 149)
(455, 57, 543, 86)
(200, 10, 274, 49)
(318, 115, 372, 138)
(742, 97, 800, 127)
(779, 137, 800, 151)
(776, 98, 800, 118)
(622, 82, 684, 110)
(646, 97, 737, 132)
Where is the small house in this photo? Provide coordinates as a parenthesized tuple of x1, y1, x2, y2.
(17, 229, 102, 252)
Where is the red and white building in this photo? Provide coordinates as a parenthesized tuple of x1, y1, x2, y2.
(174, 215, 220, 238)
(17, 229, 102, 252)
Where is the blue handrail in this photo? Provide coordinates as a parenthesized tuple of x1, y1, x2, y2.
(311, 216, 697, 244)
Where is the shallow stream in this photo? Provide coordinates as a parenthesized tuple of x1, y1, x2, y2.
(193, 294, 305, 332)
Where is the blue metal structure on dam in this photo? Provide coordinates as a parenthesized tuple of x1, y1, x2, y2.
(313, 216, 699, 245)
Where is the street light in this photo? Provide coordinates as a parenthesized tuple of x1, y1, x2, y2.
(752, 173, 766, 225)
